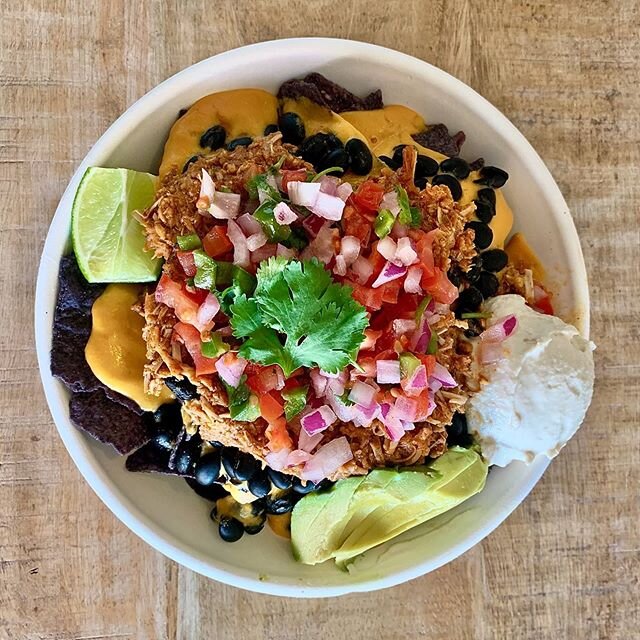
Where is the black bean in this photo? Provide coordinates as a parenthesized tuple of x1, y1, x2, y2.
(177, 108, 188, 120)
(266, 467, 293, 490)
(173, 438, 201, 476)
(247, 472, 271, 499)
(477, 271, 500, 298)
(481, 248, 508, 272)
(299, 133, 336, 166)
(447, 266, 462, 287)
(199, 124, 226, 150)
(250, 500, 267, 517)
(221, 449, 259, 482)
(415, 154, 439, 178)
(466, 221, 493, 250)
(392, 144, 407, 165)
(265, 495, 295, 515)
(439, 157, 471, 180)
(455, 286, 483, 317)
(226, 136, 252, 150)
(477, 188, 496, 207)
(149, 402, 182, 428)
(263, 123, 279, 135)
(182, 155, 199, 173)
(432, 174, 463, 201)
(320, 147, 350, 173)
(194, 451, 221, 486)
(185, 477, 228, 501)
(464, 318, 484, 338)
(164, 376, 199, 402)
(292, 477, 322, 495)
(414, 176, 429, 190)
(278, 112, 305, 144)
(447, 412, 473, 447)
(474, 166, 509, 188)
(345, 138, 373, 175)
(218, 517, 244, 542)
(152, 429, 176, 451)
(379, 155, 402, 170)
(474, 199, 495, 223)
(245, 516, 266, 535)
(464, 262, 482, 284)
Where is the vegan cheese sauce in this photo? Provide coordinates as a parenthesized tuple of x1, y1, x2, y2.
(85, 283, 172, 411)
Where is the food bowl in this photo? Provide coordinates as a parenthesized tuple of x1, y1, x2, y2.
(35, 38, 590, 597)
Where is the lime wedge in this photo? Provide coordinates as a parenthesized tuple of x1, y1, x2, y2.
(71, 167, 162, 283)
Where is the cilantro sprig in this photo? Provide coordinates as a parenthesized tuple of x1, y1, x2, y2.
(229, 258, 369, 376)
(396, 185, 422, 227)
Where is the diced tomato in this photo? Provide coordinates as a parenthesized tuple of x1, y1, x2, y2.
(280, 169, 308, 194)
(413, 229, 437, 279)
(282, 377, 304, 393)
(265, 417, 293, 452)
(535, 295, 554, 315)
(361, 328, 382, 351)
(366, 242, 388, 285)
(421, 268, 458, 304)
(379, 279, 402, 305)
(341, 204, 372, 244)
(203, 225, 233, 258)
(414, 389, 434, 421)
(349, 281, 385, 311)
(259, 392, 285, 424)
(416, 354, 436, 378)
(246, 365, 281, 394)
(374, 348, 397, 362)
(352, 180, 385, 213)
(155, 274, 200, 325)
(176, 251, 197, 277)
(352, 357, 376, 379)
(173, 322, 217, 376)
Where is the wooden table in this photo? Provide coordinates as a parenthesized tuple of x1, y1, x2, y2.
(1, 1, 638, 638)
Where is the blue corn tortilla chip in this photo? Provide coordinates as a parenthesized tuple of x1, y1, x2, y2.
(126, 428, 197, 477)
(278, 72, 383, 112)
(69, 389, 151, 454)
(412, 124, 466, 157)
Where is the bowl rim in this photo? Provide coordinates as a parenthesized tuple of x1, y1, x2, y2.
(35, 37, 589, 597)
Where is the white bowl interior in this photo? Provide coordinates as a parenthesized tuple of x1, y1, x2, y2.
(35, 39, 589, 597)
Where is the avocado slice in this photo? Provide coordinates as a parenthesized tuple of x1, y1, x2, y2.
(290, 447, 488, 567)
(159, 89, 279, 179)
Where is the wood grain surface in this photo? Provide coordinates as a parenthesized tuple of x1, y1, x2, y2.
(1, 1, 638, 638)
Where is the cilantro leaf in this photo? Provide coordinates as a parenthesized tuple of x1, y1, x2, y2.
(230, 258, 369, 376)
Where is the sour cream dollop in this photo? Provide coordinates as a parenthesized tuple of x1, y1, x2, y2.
(467, 295, 595, 467)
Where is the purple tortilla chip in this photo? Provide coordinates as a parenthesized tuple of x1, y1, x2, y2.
(69, 389, 151, 455)
(412, 124, 466, 157)
(278, 72, 383, 113)
(469, 157, 485, 171)
(126, 443, 174, 474)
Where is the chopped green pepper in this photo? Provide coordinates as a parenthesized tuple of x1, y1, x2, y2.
(177, 233, 202, 251)
(193, 250, 217, 291)
(415, 295, 433, 322)
(374, 209, 395, 238)
(281, 385, 309, 421)
(224, 378, 261, 422)
(200, 333, 229, 358)
(399, 352, 421, 379)
(254, 201, 291, 243)
(427, 331, 438, 355)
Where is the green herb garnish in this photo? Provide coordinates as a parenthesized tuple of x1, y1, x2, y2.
(229, 257, 369, 376)
(396, 185, 422, 227)
(460, 312, 492, 319)
(427, 330, 438, 355)
(311, 166, 345, 182)
(224, 377, 261, 422)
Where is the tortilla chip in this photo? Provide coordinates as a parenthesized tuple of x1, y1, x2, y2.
(69, 389, 151, 454)
(412, 124, 466, 157)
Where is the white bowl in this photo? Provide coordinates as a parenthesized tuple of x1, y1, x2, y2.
(35, 38, 590, 597)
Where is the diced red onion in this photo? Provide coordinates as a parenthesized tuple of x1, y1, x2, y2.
(372, 261, 407, 289)
(415, 393, 436, 422)
(377, 236, 397, 262)
(380, 191, 401, 216)
(273, 201, 298, 225)
(402, 420, 415, 431)
(351, 256, 374, 284)
(376, 360, 401, 384)
(210, 191, 241, 220)
(246, 230, 268, 251)
(302, 213, 326, 239)
(250, 243, 277, 264)
(384, 418, 406, 442)
(348, 381, 376, 407)
(285, 449, 312, 467)
(395, 237, 418, 266)
(390, 221, 408, 239)
(429, 378, 443, 393)
(301, 436, 353, 482)
(401, 364, 428, 396)
(533, 285, 547, 303)
(288, 181, 321, 208)
(197, 169, 216, 209)
(236, 212, 262, 235)
(266, 448, 291, 471)
(336, 182, 353, 202)
(301, 405, 338, 435)
(327, 375, 346, 396)
(195, 292, 220, 331)
(313, 191, 346, 221)
(340, 235, 360, 266)
(481, 314, 518, 343)
(226, 219, 250, 268)
(310, 369, 328, 397)
(333, 254, 347, 276)
(350, 358, 376, 380)
(319, 176, 339, 196)
(352, 400, 381, 427)
(480, 341, 504, 364)
(410, 316, 432, 353)
(327, 393, 356, 422)
(432, 362, 457, 388)
(390, 396, 418, 422)
(301, 224, 335, 264)
(214, 353, 247, 388)
(404, 265, 423, 293)
(393, 318, 417, 336)
(298, 428, 324, 454)
(276, 243, 296, 259)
